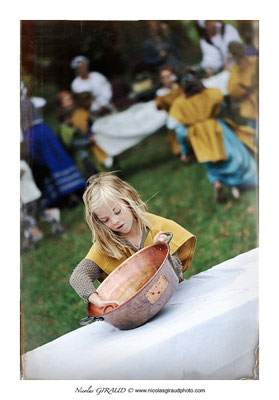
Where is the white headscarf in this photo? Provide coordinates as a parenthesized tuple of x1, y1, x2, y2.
(71, 55, 90, 69)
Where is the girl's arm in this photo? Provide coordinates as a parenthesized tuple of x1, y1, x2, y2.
(90, 73, 112, 112)
(170, 252, 184, 282)
(200, 39, 223, 73)
(69, 258, 103, 302)
(69, 259, 120, 307)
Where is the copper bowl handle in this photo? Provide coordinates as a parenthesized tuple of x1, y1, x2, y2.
(103, 304, 118, 313)
(165, 232, 173, 244)
(79, 315, 104, 326)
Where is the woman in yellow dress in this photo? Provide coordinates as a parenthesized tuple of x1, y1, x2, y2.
(168, 70, 258, 202)
(227, 41, 258, 129)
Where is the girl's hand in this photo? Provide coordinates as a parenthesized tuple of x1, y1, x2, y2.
(206, 67, 214, 77)
(153, 231, 169, 244)
(88, 292, 119, 310)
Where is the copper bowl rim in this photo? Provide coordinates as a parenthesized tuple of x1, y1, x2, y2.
(93, 242, 170, 317)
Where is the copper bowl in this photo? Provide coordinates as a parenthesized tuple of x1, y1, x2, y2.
(80, 239, 178, 330)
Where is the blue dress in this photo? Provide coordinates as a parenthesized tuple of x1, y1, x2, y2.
(204, 119, 257, 188)
(167, 116, 258, 188)
(24, 123, 86, 206)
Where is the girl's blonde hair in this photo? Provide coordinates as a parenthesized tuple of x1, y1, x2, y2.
(83, 172, 150, 259)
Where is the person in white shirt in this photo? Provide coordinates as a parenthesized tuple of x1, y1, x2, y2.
(70, 56, 113, 116)
(197, 21, 242, 77)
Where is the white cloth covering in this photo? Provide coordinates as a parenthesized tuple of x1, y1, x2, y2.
(71, 72, 113, 113)
(22, 248, 259, 380)
(93, 100, 168, 157)
(30, 97, 46, 109)
(202, 70, 230, 95)
(20, 160, 42, 204)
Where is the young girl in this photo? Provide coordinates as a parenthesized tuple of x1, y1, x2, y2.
(70, 172, 196, 309)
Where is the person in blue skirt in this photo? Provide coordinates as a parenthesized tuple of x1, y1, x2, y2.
(21, 83, 86, 207)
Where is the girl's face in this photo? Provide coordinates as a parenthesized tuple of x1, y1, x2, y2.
(94, 198, 135, 236)
(160, 69, 173, 88)
(61, 94, 74, 109)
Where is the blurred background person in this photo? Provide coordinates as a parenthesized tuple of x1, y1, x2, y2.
(57, 91, 113, 168)
(155, 67, 183, 111)
(155, 66, 187, 159)
(159, 21, 183, 66)
(70, 56, 114, 117)
(143, 21, 182, 74)
(168, 70, 258, 202)
(227, 41, 258, 129)
(20, 142, 66, 252)
(21, 82, 85, 207)
(236, 21, 258, 57)
(57, 107, 98, 179)
(196, 20, 242, 77)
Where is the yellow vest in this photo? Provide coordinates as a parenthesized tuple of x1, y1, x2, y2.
(72, 108, 108, 164)
(169, 89, 227, 163)
(155, 84, 184, 112)
(227, 57, 258, 120)
(85, 213, 196, 277)
(72, 108, 90, 133)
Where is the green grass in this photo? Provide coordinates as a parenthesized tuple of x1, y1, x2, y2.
(21, 128, 258, 353)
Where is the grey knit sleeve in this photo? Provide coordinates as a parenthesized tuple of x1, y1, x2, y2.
(169, 251, 183, 278)
(69, 258, 103, 302)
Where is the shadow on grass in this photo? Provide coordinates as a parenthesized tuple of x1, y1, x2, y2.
(119, 153, 177, 178)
